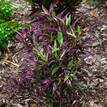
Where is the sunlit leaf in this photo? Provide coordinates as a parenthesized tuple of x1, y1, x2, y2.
(52, 7, 56, 16)
(52, 40, 60, 53)
(51, 32, 53, 41)
(70, 28, 76, 38)
(64, 75, 69, 82)
(54, 52, 60, 60)
(57, 32, 63, 45)
(52, 67, 57, 75)
(33, 48, 48, 62)
(77, 25, 81, 35)
(66, 15, 71, 27)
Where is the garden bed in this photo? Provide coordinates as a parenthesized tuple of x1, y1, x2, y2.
(0, 0, 107, 107)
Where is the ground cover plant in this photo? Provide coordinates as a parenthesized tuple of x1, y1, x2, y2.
(10, 5, 94, 106)
(0, 0, 22, 50)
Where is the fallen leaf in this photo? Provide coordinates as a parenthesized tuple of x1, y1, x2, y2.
(90, 10, 98, 18)
(76, 5, 82, 9)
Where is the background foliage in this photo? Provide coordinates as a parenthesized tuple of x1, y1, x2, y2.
(0, 0, 22, 50)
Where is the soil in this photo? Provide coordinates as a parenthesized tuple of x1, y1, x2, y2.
(0, 0, 107, 107)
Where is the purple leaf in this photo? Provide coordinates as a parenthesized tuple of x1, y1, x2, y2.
(84, 50, 94, 56)
(40, 80, 48, 84)
(56, 90, 62, 100)
(11, 78, 19, 86)
(15, 36, 23, 42)
(52, 82, 57, 95)
(66, 79, 72, 90)
(86, 22, 97, 32)
(57, 9, 67, 18)
(71, 16, 83, 28)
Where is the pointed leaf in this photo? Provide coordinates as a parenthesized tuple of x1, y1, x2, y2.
(33, 48, 48, 62)
(70, 29, 76, 38)
(57, 32, 63, 45)
(66, 15, 71, 27)
(52, 40, 60, 53)
(77, 25, 81, 35)
(42, 5, 49, 15)
(54, 52, 60, 60)
(64, 75, 69, 82)
(66, 79, 72, 90)
(52, 67, 57, 75)
(72, 82, 84, 87)
(68, 60, 73, 66)
(51, 32, 53, 41)
(52, 82, 57, 95)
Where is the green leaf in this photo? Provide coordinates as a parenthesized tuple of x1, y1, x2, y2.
(64, 75, 69, 82)
(74, 61, 81, 68)
(51, 32, 53, 41)
(52, 40, 60, 53)
(23, 24, 30, 27)
(52, 67, 57, 75)
(18, 5, 23, 10)
(77, 37, 82, 44)
(70, 28, 76, 38)
(66, 15, 71, 27)
(1, 42, 7, 50)
(33, 48, 48, 62)
(68, 60, 73, 66)
(52, 40, 60, 60)
(54, 52, 60, 60)
(77, 25, 81, 35)
(72, 83, 84, 87)
(52, 8, 56, 16)
(57, 32, 63, 45)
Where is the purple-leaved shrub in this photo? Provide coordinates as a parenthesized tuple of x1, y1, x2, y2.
(11, 5, 94, 105)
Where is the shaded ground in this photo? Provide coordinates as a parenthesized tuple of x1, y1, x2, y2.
(0, 0, 107, 107)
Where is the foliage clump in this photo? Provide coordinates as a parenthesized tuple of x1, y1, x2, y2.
(11, 5, 93, 105)
(0, 0, 22, 50)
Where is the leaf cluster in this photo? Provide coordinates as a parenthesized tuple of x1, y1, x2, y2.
(0, 0, 22, 50)
(0, 0, 14, 22)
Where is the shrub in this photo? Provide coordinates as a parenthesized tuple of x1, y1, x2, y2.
(0, 0, 22, 50)
(12, 5, 93, 105)
(0, 21, 22, 50)
(0, 0, 14, 22)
